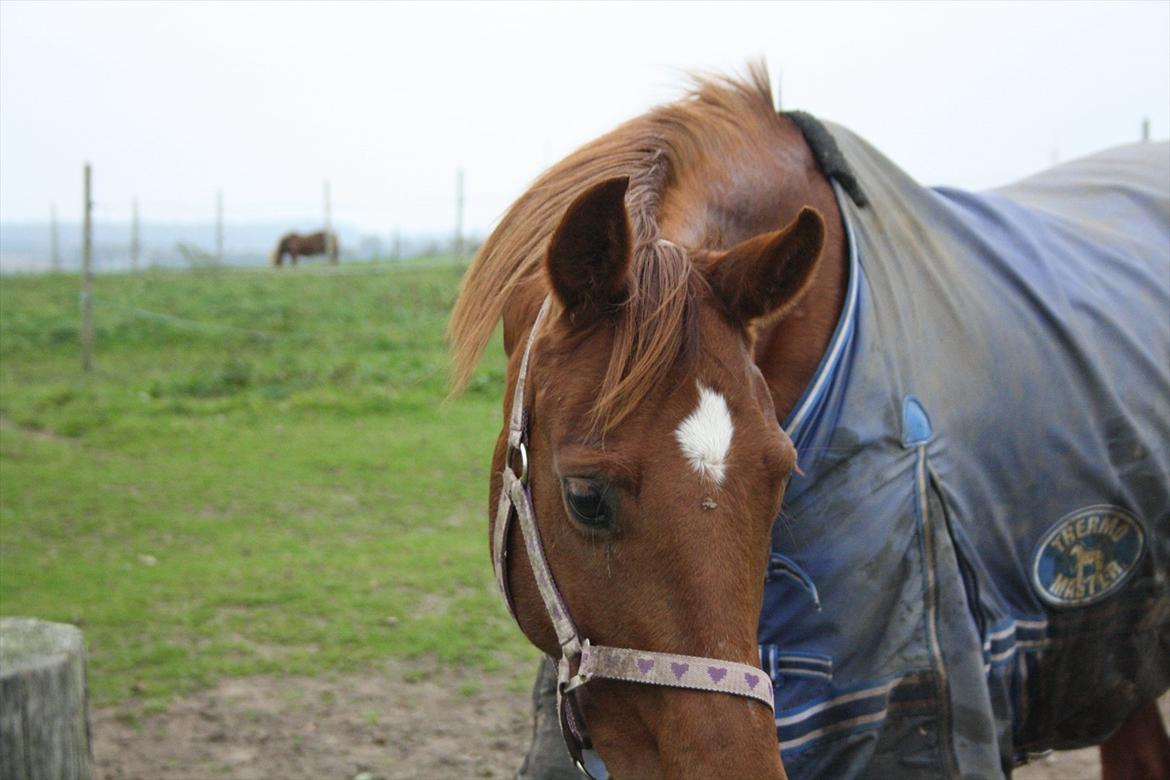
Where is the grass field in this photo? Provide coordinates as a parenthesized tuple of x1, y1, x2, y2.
(0, 260, 536, 712)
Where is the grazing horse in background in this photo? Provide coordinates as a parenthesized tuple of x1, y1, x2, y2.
(447, 64, 1170, 779)
(270, 230, 338, 267)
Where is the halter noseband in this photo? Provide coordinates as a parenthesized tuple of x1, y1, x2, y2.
(492, 297, 775, 777)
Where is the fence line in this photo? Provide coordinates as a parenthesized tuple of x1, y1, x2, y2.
(65, 195, 467, 363)
(42, 230, 468, 274)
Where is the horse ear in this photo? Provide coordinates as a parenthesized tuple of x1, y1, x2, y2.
(545, 176, 632, 326)
(705, 207, 825, 325)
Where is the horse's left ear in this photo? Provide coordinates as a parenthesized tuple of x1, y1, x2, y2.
(545, 176, 632, 328)
(705, 207, 825, 325)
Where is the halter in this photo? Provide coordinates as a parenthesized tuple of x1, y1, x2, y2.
(492, 296, 775, 777)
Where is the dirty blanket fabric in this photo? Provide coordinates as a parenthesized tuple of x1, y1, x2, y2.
(760, 129, 1170, 778)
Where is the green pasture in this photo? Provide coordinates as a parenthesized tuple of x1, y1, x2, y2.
(0, 260, 535, 710)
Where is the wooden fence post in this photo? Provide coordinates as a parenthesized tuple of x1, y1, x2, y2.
(323, 179, 336, 264)
(81, 164, 93, 372)
(454, 167, 465, 261)
(215, 189, 224, 266)
(0, 618, 93, 780)
(50, 204, 60, 273)
(130, 198, 140, 273)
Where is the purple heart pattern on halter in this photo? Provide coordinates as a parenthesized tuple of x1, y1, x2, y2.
(572, 643, 774, 710)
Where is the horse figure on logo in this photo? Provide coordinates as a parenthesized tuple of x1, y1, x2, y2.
(448, 64, 1170, 779)
(270, 230, 338, 267)
(1069, 542, 1106, 585)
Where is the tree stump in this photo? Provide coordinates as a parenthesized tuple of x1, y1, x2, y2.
(0, 618, 92, 780)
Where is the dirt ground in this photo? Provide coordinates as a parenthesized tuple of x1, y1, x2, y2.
(93, 657, 536, 780)
(92, 659, 1156, 780)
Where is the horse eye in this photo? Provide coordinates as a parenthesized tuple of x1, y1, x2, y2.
(561, 477, 613, 529)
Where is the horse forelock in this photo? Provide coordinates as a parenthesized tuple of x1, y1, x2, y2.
(447, 62, 779, 432)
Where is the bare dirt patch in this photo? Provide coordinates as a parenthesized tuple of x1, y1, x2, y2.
(93, 656, 537, 780)
(92, 657, 1155, 780)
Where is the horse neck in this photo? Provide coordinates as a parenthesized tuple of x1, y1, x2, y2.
(659, 114, 847, 422)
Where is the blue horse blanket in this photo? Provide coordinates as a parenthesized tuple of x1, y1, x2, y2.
(759, 128, 1170, 778)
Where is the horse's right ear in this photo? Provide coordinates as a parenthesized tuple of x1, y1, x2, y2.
(705, 207, 825, 326)
(545, 177, 632, 328)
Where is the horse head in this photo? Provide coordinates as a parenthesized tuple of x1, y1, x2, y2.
(489, 176, 825, 778)
(270, 233, 293, 267)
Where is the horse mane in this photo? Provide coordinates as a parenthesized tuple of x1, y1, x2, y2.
(448, 62, 780, 431)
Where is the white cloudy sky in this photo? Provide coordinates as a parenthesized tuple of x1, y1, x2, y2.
(1, 1, 1167, 236)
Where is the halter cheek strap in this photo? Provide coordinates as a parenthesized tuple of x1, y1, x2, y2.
(491, 296, 775, 777)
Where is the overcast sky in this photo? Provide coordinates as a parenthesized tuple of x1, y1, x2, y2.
(1, 1, 1167, 237)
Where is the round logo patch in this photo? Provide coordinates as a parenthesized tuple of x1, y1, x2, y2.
(1032, 505, 1145, 607)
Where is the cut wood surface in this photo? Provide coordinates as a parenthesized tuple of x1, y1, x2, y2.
(0, 617, 92, 780)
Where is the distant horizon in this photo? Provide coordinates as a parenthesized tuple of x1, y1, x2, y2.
(0, 217, 481, 274)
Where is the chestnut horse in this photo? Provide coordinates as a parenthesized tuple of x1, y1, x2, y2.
(448, 66, 1169, 779)
(270, 230, 338, 267)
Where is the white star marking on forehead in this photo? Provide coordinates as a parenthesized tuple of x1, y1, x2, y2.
(674, 383, 734, 485)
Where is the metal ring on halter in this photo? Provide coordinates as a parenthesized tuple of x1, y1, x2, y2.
(506, 441, 529, 485)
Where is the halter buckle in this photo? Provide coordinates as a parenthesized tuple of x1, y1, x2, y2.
(562, 638, 593, 693)
(563, 671, 592, 694)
